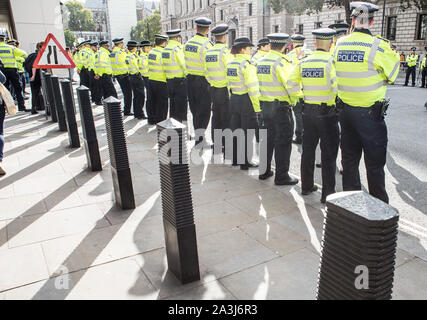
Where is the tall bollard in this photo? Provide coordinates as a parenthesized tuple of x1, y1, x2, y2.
(77, 86, 102, 172)
(157, 119, 200, 284)
(50, 76, 67, 132)
(317, 191, 399, 300)
(103, 97, 135, 209)
(44, 73, 57, 122)
(60, 79, 80, 148)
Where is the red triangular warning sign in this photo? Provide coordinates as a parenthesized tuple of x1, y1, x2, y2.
(34, 33, 76, 69)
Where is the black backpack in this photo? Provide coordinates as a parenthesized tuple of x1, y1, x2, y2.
(24, 52, 38, 75)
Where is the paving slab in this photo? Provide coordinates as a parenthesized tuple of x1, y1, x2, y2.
(164, 280, 236, 300)
(0, 193, 48, 220)
(393, 258, 427, 300)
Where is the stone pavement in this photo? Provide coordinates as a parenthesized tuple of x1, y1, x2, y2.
(0, 93, 427, 300)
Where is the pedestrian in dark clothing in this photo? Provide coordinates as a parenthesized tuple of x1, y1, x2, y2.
(25, 42, 45, 114)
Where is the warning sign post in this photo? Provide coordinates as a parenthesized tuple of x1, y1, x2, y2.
(34, 33, 75, 69)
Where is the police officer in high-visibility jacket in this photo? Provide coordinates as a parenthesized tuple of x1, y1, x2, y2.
(0, 33, 28, 111)
(405, 47, 419, 87)
(139, 40, 151, 113)
(184, 17, 213, 147)
(162, 29, 187, 123)
(288, 28, 340, 203)
(251, 38, 270, 66)
(334, 2, 400, 204)
(226, 37, 260, 170)
(421, 54, 427, 88)
(205, 24, 233, 155)
(94, 40, 117, 100)
(77, 40, 91, 88)
(89, 41, 103, 105)
(7, 40, 28, 102)
(110, 38, 133, 116)
(147, 34, 168, 124)
(257, 33, 299, 185)
(328, 23, 350, 54)
(127, 41, 146, 119)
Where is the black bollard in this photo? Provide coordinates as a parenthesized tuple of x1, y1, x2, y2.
(44, 73, 57, 122)
(317, 191, 399, 300)
(103, 96, 135, 209)
(157, 119, 200, 284)
(60, 79, 80, 148)
(50, 76, 67, 132)
(77, 86, 102, 172)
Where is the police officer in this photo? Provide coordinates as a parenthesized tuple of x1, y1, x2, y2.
(163, 29, 187, 123)
(328, 23, 350, 53)
(139, 40, 151, 116)
(7, 40, 27, 100)
(110, 38, 133, 115)
(226, 37, 260, 170)
(257, 33, 299, 185)
(94, 40, 117, 99)
(147, 34, 168, 124)
(334, 2, 400, 204)
(288, 28, 340, 203)
(77, 40, 91, 88)
(421, 53, 427, 88)
(127, 40, 145, 119)
(88, 41, 103, 105)
(251, 38, 270, 66)
(0, 34, 28, 111)
(184, 17, 213, 147)
(205, 24, 233, 155)
(405, 47, 418, 87)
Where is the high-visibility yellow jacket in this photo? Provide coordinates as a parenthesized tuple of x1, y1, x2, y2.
(406, 53, 419, 67)
(0, 42, 26, 69)
(110, 46, 129, 76)
(138, 52, 149, 77)
(74, 51, 81, 70)
(256, 50, 295, 105)
(333, 30, 400, 107)
(78, 47, 91, 70)
(287, 46, 312, 64)
(288, 50, 338, 106)
(162, 40, 186, 79)
(88, 49, 97, 71)
(127, 52, 140, 75)
(421, 56, 427, 71)
(205, 43, 233, 88)
(148, 46, 166, 83)
(94, 47, 113, 76)
(226, 53, 261, 113)
(184, 34, 212, 77)
(251, 50, 268, 66)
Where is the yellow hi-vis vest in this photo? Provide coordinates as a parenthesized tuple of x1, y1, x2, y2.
(138, 52, 149, 77)
(184, 34, 212, 77)
(88, 49, 96, 71)
(127, 52, 140, 75)
(333, 30, 400, 107)
(0, 42, 25, 69)
(251, 50, 268, 66)
(94, 47, 113, 76)
(162, 40, 186, 79)
(110, 46, 129, 76)
(148, 46, 166, 83)
(74, 51, 81, 70)
(287, 50, 338, 106)
(421, 56, 427, 70)
(78, 47, 91, 70)
(406, 54, 419, 67)
(226, 54, 261, 113)
(256, 50, 295, 104)
(205, 43, 232, 88)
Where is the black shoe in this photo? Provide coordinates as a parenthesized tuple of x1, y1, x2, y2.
(240, 163, 259, 170)
(259, 171, 274, 180)
(24, 96, 29, 100)
(31, 110, 38, 115)
(316, 163, 322, 168)
(124, 112, 134, 116)
(275, 176, 299, 186)
(412, 84, 416, 87)
(302, 185, 318, 196)
(95, 102, 103, 106)
(19, 108, 30, 112)
(403, 84, 408, 87)
(321, 197, 327, 204)
(292, 138, 302, 145)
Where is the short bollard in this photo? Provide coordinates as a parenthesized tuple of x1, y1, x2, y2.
(317, 191, 399, 300)
(44, 73, 57, 122)
(103, 97, 135, 209)
(77, 86, 102, 171)
(157, 119, 200, 284)
(50, 76, 67, 132)
(60, 80, 80, 148)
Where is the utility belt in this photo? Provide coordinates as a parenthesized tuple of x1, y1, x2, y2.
(338, 98, 390, 121)
(115, 73, 129, 80)
(303, 103, 337, 117)
(261, 100, 292, 114)
(101, 74, 113, 79)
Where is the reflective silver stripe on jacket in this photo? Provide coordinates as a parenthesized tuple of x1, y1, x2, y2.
(305, 95, 334, 102)
(338, 80, 387, 93)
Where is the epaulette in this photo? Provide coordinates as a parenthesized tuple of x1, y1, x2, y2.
(375, 35, 390, 43)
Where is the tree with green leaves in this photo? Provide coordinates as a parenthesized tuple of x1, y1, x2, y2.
(131, 10, 162, 42)
(65, 1, 96, 32)
(64, 29, 77, 48)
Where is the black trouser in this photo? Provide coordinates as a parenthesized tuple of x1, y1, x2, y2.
(89, 70, 102, 104)
(211, 86, 230, 154)
(129, 74, 145, 119)
(79, 68, 91, 88)
(143, 77, 154, 122)
(167, 77, 188, 123)
(147, 79, 168, 124)
(2, 68, 25, 109)
(301, 105, 340, 201)
(229, 93, 258, 166)
(20, 73, 26, 96)
(405, 66, 416, 86)
(339, 104, 389, 204)
(259, 101, 294, 181)
(100, 74, 117, 99)
(116, 74, 133, 114)
(30, 81, 44, 112)
(187, 75, 212, 144)
(293, 100, 304, 140)
(422, 68, 426, 88)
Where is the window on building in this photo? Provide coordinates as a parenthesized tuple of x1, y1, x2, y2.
(200, 0, 202, 9)
(315, 22, 322, 28)
(192, 20, 194, 29)
(249, 27, 253, 42)
(335, 20, 344, 24)
(220, 10, 224, 21)
(193, 0, 195, 11)
(386, 16, 397, 40)
(417, 14, 427, 40)
(298, 24, 304, 34)
(274, 25, 279, 33)
(249, 3, 253, 16)
(208, 0, 210, 6)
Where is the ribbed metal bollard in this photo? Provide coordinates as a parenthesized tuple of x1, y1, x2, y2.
(77, 86, 102, 172)
(103, 97, 135, 209)
(50, 76, 67, 132)
(60, 79, 80, 148)
(317, 191, 399, 300)
(44, 73, 57, 122)
(157, 119, 200, 284)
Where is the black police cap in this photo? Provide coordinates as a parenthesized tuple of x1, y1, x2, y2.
(257, 38, 270, 47)
(350, 2, 379, 17)
(312, 28, 337, 40)
(211, 24, 229, 36)
(140, 40, 152, 47)
(90, 41, 99, 46)
(154, 34, 168, 41)
(112, 38, 124, 44)
(78, 40, 91, 47)
(267, 33, 289, 44)
(232, 37, 254, 48)
(166, 29, 182, 37)
(99, 40, 109, 46)
(411, 47, 417, 51)
(7, 40, 16, 46)
(195, 17, 212, 27)
(328, 23, 350, 35)
(291, 34, 305, 42)
(127, 40, 138, 47)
